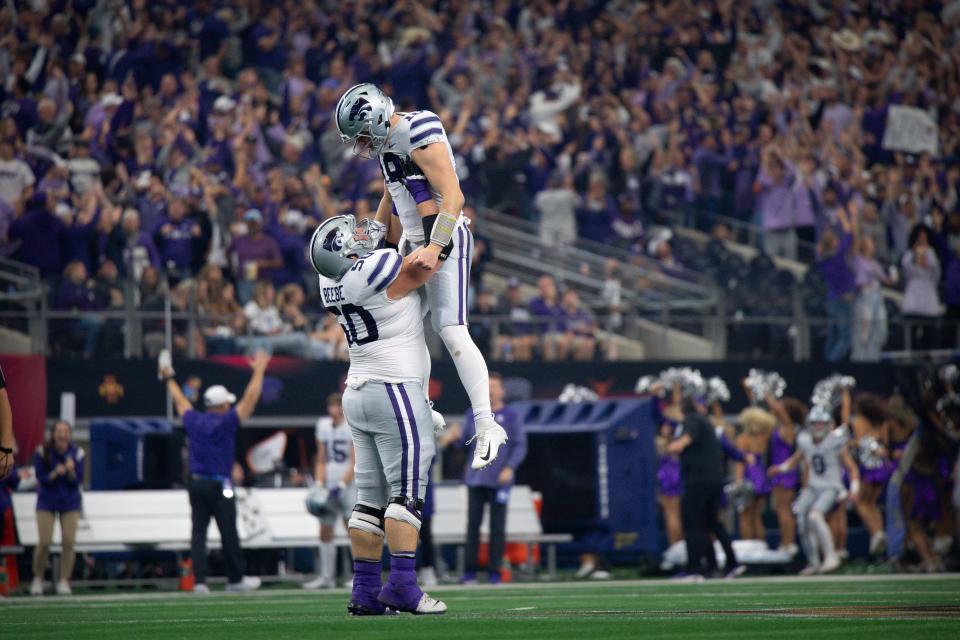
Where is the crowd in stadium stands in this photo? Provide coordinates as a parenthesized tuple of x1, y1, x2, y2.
(0, 1, 959, 360)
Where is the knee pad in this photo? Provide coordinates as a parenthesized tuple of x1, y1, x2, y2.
(808, 510, 825, 525)
(348, 501, 386, 538)
(384, 497, 424, 531)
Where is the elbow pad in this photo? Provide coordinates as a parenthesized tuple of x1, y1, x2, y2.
(422, 213, 457, 260)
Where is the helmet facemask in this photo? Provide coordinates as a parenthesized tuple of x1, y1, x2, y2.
(352, 218, 384, 252)
(809, 420, 832, 441)
(351, 128, 387, 159)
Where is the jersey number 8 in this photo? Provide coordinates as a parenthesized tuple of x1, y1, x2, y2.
(811, 454, 826, 475)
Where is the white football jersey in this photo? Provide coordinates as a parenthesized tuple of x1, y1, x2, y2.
(315, 416, 353, 486)
(318, 249, 428, 386)
(797, 427, 849, 490)
(378, 110, 458, 242)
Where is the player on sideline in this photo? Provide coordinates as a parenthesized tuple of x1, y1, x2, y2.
(303, 392, 356, 590)
(334, 83, 508, 470)
(310, 213, 445, 615)
(770, 405, 860, 575)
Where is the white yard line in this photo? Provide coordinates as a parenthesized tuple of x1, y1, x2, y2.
(1, 573, 957, 606)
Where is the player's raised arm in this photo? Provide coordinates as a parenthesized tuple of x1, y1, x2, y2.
(236, 350, 271, 421)
(411, 142, 464, 270)
(841, 447, 861, 498)
(373, 190, 403, 249)
(159, 355, 194, 418)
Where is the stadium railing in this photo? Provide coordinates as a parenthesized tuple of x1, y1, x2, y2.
(0, 247, 953, 362)
(0, 300, 953, 363)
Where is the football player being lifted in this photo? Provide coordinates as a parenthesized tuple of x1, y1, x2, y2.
(310, 213, 446, 614)
(769, 405, 860, 575)
(334, 83, 508, 470)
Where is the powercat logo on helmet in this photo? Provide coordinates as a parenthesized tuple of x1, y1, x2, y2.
(322, 229, 344, 252)
(349, 96, 372, 122)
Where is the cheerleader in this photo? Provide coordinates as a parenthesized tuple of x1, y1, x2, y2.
(850, 394, 894, 556)
(765, 396, 805, 555)
(656, 422, 684, 545)
(735, 408, 775, 541)
(654, 381, 685, 546)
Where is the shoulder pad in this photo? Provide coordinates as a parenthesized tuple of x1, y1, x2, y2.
(342, 249, 404, 301)
(405, 110, 446, 150)
(316, 416, 333, 434)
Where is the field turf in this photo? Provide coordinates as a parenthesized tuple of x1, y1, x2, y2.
(4, 574, 960, 640)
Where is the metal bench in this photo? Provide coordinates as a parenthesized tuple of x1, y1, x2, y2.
(9, 485, 571, 583)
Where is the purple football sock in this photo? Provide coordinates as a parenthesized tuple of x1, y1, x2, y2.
(352, 559, 382, 603)
(378, 553, 424, 611)
(387, 553, 418, 587)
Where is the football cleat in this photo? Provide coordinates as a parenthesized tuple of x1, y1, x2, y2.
(819, 554, 840, 574)
(348, 601, 397, 616)
(799, 564, 819, 576)
(225, 576, 261, 592)
(378, 583, 447, 615)
(670, 572, 705, 583)
(302, 576, 335, 590)
(724, 564, 747, 579)
(410, 593, 447, 615)
(869, 531, 887, 556)
(470, 421, 508, 470)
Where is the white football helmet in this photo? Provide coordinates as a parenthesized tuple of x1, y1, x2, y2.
(309, 214, 378, 280)
(806, 404, 834, 440)
(334, 83, 394, 158)
(306, 486, 339, 519)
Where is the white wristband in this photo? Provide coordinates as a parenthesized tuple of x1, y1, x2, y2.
(429, 212, 458, 247)
(850, 480, 860, 494)
(778, 462, 790, 474)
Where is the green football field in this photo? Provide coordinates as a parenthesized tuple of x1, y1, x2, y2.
(4, 575, 960, 640)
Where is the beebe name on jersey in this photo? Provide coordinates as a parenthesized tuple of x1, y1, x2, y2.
(322, 285, 344, 305)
